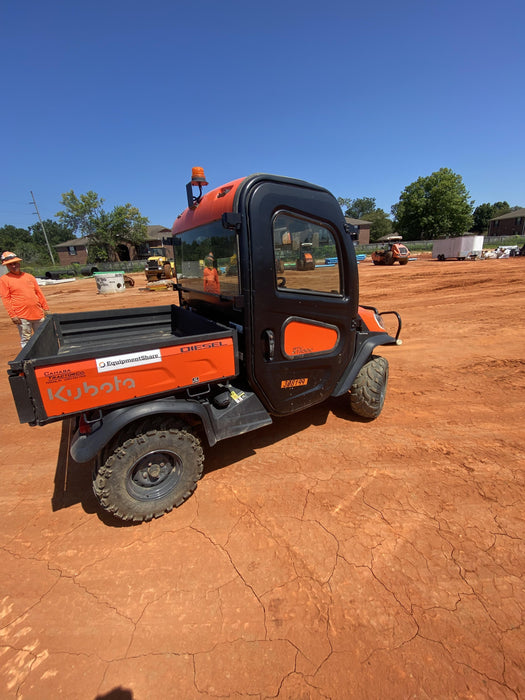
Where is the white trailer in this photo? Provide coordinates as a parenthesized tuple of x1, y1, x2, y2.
(432, 235, 484, 261)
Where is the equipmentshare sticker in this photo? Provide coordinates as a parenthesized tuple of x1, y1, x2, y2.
(96, 349, 162, 373)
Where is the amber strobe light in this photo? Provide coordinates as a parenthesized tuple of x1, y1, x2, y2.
(186, 167, 209, 208)
(190, 167, 208, 186)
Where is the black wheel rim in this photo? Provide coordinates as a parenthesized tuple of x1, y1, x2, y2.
(126, 449, 183, 502)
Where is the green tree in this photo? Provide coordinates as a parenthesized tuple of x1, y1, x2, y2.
(470, 201, 510, 233)
(89, 205, 149, 262)
(56, 191, 148, 261)
(29, 219, 74, 262)
(338, 196, 393, 240)
(56, 190, 105, 237)
(0, 225, 34, 260)
(366, 209, 393, 241)
(393, 168, 474, 239)
(337, 196, 376, 220)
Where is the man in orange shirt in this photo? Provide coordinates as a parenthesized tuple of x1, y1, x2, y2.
(0, 251, 50, 348)
(203, 252, 220, 294)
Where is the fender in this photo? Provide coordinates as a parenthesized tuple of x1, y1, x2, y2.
(70, 397, 216, 464)
(331, 331, 395, 398)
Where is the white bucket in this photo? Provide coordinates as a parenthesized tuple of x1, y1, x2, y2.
(94, 271, 125, 294)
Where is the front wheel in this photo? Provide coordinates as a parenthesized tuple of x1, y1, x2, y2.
(349, 356, 389, 419)
(93, 423, 204, 522)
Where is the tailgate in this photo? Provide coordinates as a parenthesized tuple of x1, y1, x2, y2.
(8, 304, 239, 424)
(27, 334, 237, 421)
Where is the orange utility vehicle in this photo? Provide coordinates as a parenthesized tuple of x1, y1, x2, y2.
(8, 168, 402, 523)
(372, 235, 410, 265)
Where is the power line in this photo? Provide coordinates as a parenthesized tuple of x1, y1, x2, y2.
(30, 191, 56, 264)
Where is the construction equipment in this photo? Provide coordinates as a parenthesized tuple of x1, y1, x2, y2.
(372, 236, 410, 266)
(296, 242, 316, 270)
(8, 167, 402, 524)
(144, 247, 176, 282)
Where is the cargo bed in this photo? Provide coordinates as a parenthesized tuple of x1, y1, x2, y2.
(8, 304, 238, 425)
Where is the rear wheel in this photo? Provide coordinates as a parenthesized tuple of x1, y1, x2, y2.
(350, 356, 389, 419)
(93, 421, 204, 522)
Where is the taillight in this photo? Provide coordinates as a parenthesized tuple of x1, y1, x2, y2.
(78, 414, 92, 435)
(78, 411, 102, 435)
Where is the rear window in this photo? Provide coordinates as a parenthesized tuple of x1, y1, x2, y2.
(174, 221, 240, 297)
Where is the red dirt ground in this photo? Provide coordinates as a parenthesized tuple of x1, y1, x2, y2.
(0, 257, 524, 699)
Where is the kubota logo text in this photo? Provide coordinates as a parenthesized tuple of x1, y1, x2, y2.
(47, 375, 136, 402)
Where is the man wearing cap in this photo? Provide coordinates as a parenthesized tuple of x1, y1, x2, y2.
(203, 252, 220, 294)
(0, 251, 50, 348)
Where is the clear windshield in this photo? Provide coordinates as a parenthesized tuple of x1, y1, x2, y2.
(174, 221, 240, 297)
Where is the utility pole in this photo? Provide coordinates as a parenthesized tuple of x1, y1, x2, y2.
(30, 190, 56, 264)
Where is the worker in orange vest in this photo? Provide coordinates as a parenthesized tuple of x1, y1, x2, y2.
(203, 253, 220, 294)
(0, 251, 50, 348)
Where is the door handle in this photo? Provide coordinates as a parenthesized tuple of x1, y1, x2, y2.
(263, 329, 275, 361)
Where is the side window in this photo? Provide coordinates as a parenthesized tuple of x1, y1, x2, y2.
(175, 221, 240, 297)
(273, 212, 341, 295)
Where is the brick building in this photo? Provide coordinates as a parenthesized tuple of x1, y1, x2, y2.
(487, 208, 525, 237)
(344, 217, 371, 245)
(55, 237, 90, 265)
(55, 225, 173, 266)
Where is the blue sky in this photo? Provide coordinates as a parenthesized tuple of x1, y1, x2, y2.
(1, 0, 523, 232)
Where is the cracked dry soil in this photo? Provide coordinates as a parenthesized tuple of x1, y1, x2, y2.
(0, 257, 524, 699)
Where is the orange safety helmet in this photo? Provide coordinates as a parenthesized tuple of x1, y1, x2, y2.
(1, 251, 22, 265)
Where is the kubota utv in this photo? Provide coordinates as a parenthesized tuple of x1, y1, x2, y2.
(8, 167, 402, 523)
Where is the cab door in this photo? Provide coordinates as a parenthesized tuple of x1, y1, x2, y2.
(242, 178, 358, 416)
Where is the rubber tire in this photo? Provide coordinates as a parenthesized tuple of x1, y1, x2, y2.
(398, 258, 408, 265)
(93, 424, 204, 522)
(350, 356, 389, 419)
